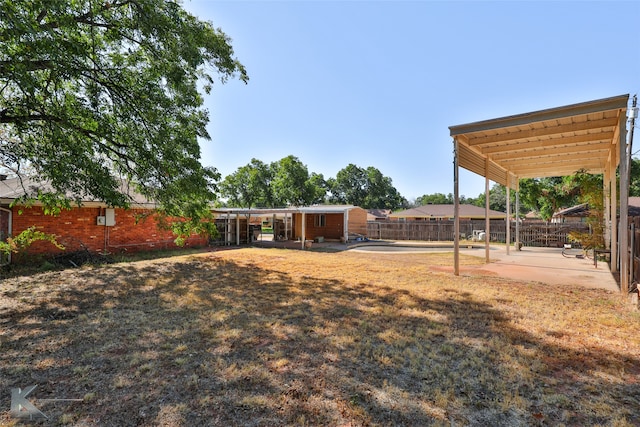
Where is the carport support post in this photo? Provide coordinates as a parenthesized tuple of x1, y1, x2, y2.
(604, 166, 611, 249)
(611, 154, 618, 272)
(247, 212, 251, 244)
(515, 185, 520, 249)
(285, 212, 289, 240)
(620, 111, 630, 293)
(343, 209, 349, 243)
(225, 213, 230, 245)
(301, 212, 306, 250)
(485, 158, 490, 263)
(505, 172, 511, 255)
(453, 137, 460, 276)
(236, 214, 240, 245)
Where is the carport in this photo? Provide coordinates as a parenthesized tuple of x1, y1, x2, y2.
(450, 94, 635, 293)
(211, 205, 364, 249)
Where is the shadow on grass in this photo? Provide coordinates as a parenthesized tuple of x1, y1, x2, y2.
(0, 254, 638, 426)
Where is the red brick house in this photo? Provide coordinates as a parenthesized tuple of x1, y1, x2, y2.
(0, 177, 208, 263)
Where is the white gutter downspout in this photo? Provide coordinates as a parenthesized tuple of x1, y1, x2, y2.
(0, 206, 12, 265)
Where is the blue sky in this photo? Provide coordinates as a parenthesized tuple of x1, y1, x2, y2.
(184, 0, 640, 202)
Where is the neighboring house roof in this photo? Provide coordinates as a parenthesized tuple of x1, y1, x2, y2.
(525, 211, 541, 219)
(390, 204, 506, 219)
(554, 200, 640, 218)
(553, 203, 589, 218)
(0, 176, 156, 208)
(367, 209, 392, 221)
(629, 197, 640, 217)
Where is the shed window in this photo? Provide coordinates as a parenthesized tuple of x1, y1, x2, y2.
(314, 214, 326, 227)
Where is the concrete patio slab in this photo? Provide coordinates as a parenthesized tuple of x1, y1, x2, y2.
(461, 245, 620, 292)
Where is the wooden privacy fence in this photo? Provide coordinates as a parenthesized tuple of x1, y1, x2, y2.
(629, 217, 640, 286)
(367, 220, 590, 247)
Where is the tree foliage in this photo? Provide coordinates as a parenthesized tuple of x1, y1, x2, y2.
(567, 171, 605, 249)
(271, 155, 319, 207)
(415, 193, 453, 205)
(219, 156, 326, 208)
(328, 164, 405, 209)
(413, 192, 476, 206)
(629, 157, 640, 197)
(471, 184, 519, 213)
(0, 0, 248, 235)
(0, 225, 64, 256)
(219, 158, 272, 208)
(518, 177, 580, 221)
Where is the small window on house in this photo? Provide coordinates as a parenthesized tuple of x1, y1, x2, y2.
(314, 214, 326, 227)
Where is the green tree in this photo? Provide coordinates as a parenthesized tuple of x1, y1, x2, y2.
(567, 171, 604, 249)
(271, 155, 318, 207)
(629, 157, 640, 196)
(329, 164, 405, 209)
(362, 167, 405, 209)
(0, 0, 248, 237)
(307, 172, 329, 205)
(416, 193, 453, 205)
(518, 177, 580, 221)
(329, 164, 367, 206)
(413, 193, 478, 206)
(219, 159, 273, 208)
(472, 184, 515, 212)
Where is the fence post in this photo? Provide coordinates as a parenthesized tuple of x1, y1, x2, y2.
(630, 223, 634, 286)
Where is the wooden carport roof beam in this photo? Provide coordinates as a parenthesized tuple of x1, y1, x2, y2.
(450, 95, 629, 186)
(449, 94, 630, 292)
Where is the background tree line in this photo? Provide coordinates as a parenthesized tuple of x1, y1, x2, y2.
(414, 159, 640, 221)
(220, 156, 640, 216)
(218, 156, 407, 209)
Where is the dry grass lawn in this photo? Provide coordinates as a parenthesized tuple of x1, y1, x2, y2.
(1, 247, 639, 426)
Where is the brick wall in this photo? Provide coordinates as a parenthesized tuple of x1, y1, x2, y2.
(347, 207, 368, 236)
(293, 213, 345, 240)
(9, 205, 208, 257)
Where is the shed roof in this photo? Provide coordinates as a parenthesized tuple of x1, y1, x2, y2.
(449, 94, 629, 188)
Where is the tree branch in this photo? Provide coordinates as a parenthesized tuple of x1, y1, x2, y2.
(39, 0, 136, 30)
(0, 60, 55, 74)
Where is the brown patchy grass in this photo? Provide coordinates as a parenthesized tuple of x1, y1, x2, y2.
(1, 247, 639, 426)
